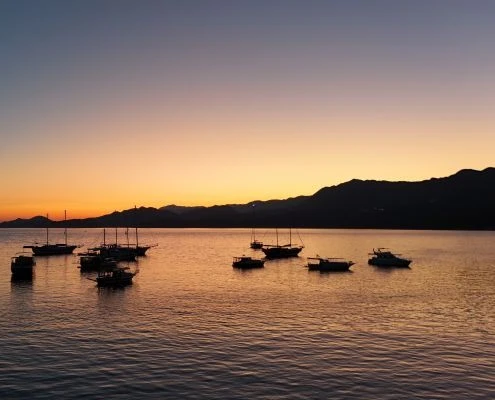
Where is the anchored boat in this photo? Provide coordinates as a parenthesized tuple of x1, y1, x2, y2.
(368, 248, 411, 267)
(232, 256, 265, 269)
(261, 228, 303, 259)
(11, 252, 36, 277)
(23, 211, 79, 256)
(307, 256, 354, 272)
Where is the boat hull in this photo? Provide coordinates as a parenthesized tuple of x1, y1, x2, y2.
(368, 258, 411, 267)
(233, 261, 265, 269)
(95, 246, 137, 261)
(96, 269, 135, 287)
(308, 261, 353, 272)
(96, 276, 134, 287)
(250, 241, 263, 250)
(26, 244, 77, 256)
(262, 246, 302, 259)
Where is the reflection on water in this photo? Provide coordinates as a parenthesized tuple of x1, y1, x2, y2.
(0, 228, 494, 399)
(11, 274, 34, 285)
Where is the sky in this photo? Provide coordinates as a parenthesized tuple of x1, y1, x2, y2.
(1, 0, 494, 221)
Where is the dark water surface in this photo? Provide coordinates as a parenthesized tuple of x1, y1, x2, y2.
(1, 228, 494, 399)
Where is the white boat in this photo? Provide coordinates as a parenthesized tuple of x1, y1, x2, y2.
(307, 256, 354, 272)
(368, 248, 411, 267)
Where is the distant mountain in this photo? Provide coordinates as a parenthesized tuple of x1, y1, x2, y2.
(2, 168, 495, 230)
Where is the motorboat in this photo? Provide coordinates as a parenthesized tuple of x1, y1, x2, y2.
(307, 256, 354, 272)
(94, 266, 137, 287)
(78, 250, 117, 272)
(232, 256, 265, 269)
(368, 248, 411, 267)
(250, 239, 263, 250)
(11, 252, 36, 276)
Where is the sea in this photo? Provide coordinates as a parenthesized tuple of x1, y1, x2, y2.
(0, 228, 494, 399)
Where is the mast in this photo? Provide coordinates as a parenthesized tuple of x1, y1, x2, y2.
(103, 228, 106, 246)
(289, 228, 292, 246)
(46, 213, 49, 245)
(64, 210, 67, 246)
(251, 203, 256, 242)
(276, 228, 279, 246)
(135, 205, 139, 249)
(115, 227, 118, 246)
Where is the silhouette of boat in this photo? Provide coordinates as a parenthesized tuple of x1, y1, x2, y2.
(232, 256, 265, 269)
(127, 225, 158, 255)
(89, 228, 137, 261)
(93, 266, 137, 287)
(90, 225, 156, 259)
(78, 250, 117, 272)
(250, 238, 263, 250)
(11, 252, 35, 276)
(249, 204, 263, 249)
(261, 228, 303, 259)
(23, 211, 79, 256)
(368, 248, 411, 267)
(307, 256, 354, 272)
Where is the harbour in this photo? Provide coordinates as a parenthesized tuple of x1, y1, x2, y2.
(1, 228, 494, 399)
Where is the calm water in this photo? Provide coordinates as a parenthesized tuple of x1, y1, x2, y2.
(0, 228, 494, 399)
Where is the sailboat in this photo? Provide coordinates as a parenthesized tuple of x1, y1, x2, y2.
(128, 222, 158, 256)
(89, 228, 137, 261)
(250, 227, 263, 249)
(119, 206, 158, 255)
(249, 203, 263, 249)
(261, 228, 304, 259)
(24, 210, 78, 256)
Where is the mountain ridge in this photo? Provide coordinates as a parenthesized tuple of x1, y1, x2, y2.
(2, 167, 495, 230)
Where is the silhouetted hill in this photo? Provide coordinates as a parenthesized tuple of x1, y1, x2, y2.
(0, 215, 51, 228)
(2, 168, 494, 230)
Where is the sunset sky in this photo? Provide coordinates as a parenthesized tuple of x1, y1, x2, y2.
(1, 0, 494, 222)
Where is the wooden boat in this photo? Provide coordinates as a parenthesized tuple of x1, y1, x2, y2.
(89, 229, 137, 261)
(307, 256, 354, 272)
(261, 228, 303, 259)
(250, 238, 263, 250)
(249, 205, 263, 249)
(368, 248, 411, 267)
(78, 250, 117, 272)
(11, 252, 35, 276)
(124, 207, 158, 255)
(94, 266, 137, 287)
(232, 256, 265, 269)
(23, 211, 79, 256)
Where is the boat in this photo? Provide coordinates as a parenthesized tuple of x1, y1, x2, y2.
(23, 211, 79, 256)
(232, 256, 265, 269)
(307, 256, 354, 272)
(368, 248, 411, 267)
(78, 250, 117, 272)
(94, 266, 137, 287)
(120, 206, 158, 256)
(128, 225, 158, 256)
(250, 238, 263, 250)
(11, 252, 36, 276)
(89, 228, 137, 261)
(249, 204, 263, 249)
(261, 228, 303, 259)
